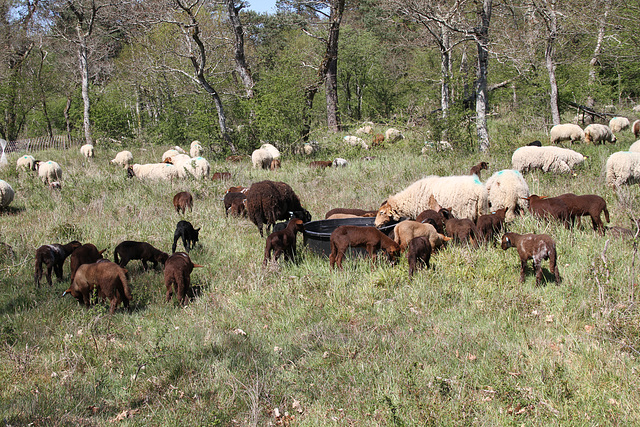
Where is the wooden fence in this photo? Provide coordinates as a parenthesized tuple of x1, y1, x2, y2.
(4, 136, 83, 154)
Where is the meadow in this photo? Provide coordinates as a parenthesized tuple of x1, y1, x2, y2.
(1, 125, 639, 425)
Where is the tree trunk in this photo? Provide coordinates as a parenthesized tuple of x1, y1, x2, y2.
(77, 29, 93, 145)
(587, 3, 609, 107)
(225, 0, 255, 99)
(475, 0, 492, 152)
(323, 0, 345, 133)
(302, 86, 318, 142)
(440, 24, 451, 119)
(64, 93, 73, 140)
(543, 1, 560, 125)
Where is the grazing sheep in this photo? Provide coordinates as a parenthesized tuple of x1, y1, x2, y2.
(0, 179, 14, 208)
(555, 193, 609, 235)
(344, 135, 369, 149)
(372, 134, 385, 146)
(16, 155, 37, 171)
(605, 151, 640, 187)
(445, 218, 479, 247)
(189, 157, 211, 179)
(584, 123, 617, 144)
(111, 150, 133, 168)
(309, 161, 333, 169)
(415, 208, 451, 235)
(263, 219, 305, 266)
(633, 120, 640, 138)
(333, 158, 348, 167)
(270, 158, 281, 170)
(549, 123, 585, 144)
(190, 140, 203, 157)
(37, 160, 62, 185)
(260, 143, 281, 159)
(525, 195, 570, 228)
(80, 144, 94, 158)
(407, 236, 431, 277)
(164, 252, 203, 305)
(252, 148, 273, 169)
(172, 220, 200, 253)
(69, 243, 106, 282)
(475, 208, 507, 244)
(385, 128, 404, 143)
(162, 149, 181, 162)
(501, 232, 561, 285)
(34, 240, 82, 287)
(223, 191, 247, 217)
(609, 117, 630, 133)
(63, 261, 132, 314)
(329, 225, 401, 270)
(470, 161, 488, 178)
(129, 163, 181, 181)
(485, 169, 530, 221)
(114, 241, 169, 271)
(245, 180, 309, 237)
(355, 125, 373, 135)
(375, 175, 489, 226)
(173, 191, 193, 214)
(511, 146, 585, 174)
(393, 220, 450, 252)
(48, 181, 61, 190)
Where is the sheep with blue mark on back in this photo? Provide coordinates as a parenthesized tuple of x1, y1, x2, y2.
(609, 117, 630, 133)
(16, 155, 37, 171)
(485, 169, 530, 221)
(37, 160, 62, 185)
(584, 123, 616, 144)
(375, 175, 489, 227)
(190, 140, 203, 157)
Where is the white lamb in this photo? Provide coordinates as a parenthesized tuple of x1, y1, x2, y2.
(260, 143, 281, 159)
(111, 151, 133, 168)
(16, 155, 37, 171)
(252, 148, 273, 169)
(190, 140, 203, 157)
(605, 151, 640, 187)
(0, 179, 14, 208)
(130, 163, 181, 181)
(333, 158, 348, 167)
(485, 169, 530, 221)
(549, 123, 584, 144)
(355, 125, 373, 135)
(609, 117, 630, 133)
(375, 174, 489, 226)
(511, 146, 585, 174)
(343, 135, 369, 149)
(385, 128, 404, 143)
(584, 123, 616, 144)
(37, 160, 62, 185)
(80, 144, 94, 158)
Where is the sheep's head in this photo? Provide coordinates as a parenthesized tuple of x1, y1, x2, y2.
(374, 202, 398, 227)
(501, 234, 514, 250)
(126, 166, 135, 179)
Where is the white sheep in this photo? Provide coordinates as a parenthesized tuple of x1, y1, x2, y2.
(37, 160, 62, 185)
(80, 144, 94, 158)
(130, 163, 181, 181)
(0, 179, 14, 208)
(333, 158, 348, 167)
(605, 151, 640, 187)
(584, 123, 616, 144)
(260, 143, 281, 159)
(609, 117, 630, 133)
(375, 175, 489, 226)
(385, 128, 404, 143)
(189, 156, 210, 179)
(252, 148, 273, 169)
(162, 149, 180, 162)
(629, 140, 640, 152)
(355, 125, 373, 135)
(485, 169, 530, 221)
(16, 155, 37, 171)
(343, 135, 369, 149)
(173, 145, 186, 154)
(421, 140, 453, 153)
(111, 151, 133, 168)
(549, 123, 584, 144)
(190, 140, 203, 158)
(511, 146, 585, 174)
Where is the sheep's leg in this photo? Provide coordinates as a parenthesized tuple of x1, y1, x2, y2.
(549, 254, 561, 284)
(141, 259, 149, 271)
(533, 260, 543, 285)
(165, 279, 174, 302)
(109, 298, 118, 314)
(54, 263, 64, 282)
(182, 236, 190, 252)
(591, 214, 604, 235)
(273, 247, 283, 263)
(46, 264, 54, 287)
(519, 259, 527, 283)
(34, 262, 42, 287)
(172, 235, 179, 253)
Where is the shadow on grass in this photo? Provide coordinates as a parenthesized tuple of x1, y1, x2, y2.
(0, 205, 25, 216)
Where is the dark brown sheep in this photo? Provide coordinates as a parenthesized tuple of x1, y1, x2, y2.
(475, 207, 508, 244)
(226, 185, 248, 194)
(164, 252, 203, 305)
(63, 261, 131, 314)
(372, 134, 385, 146)
(445, 218, 479, 247)
(246, 180, 309, 237)
(212, 172, 232, 181)
(172, 220, 200, 253)
(34, 240, 82, 287)
(407, 236, 431, 277)
(223, 191, 247, 217)
(263, 219, 305, 266)
(415, 208, 452, 234)
(470, 161, 489, 178)
(501, 232, 561, 285)
(329, 225, 401, 270)
(70, 243, 106, 282)
(525, 195, 570, 228)
(324, 208, 378, 219)
(113, 241, 169, 271)
(309, 161, 333, 169)
(554, 193, 609, 235)
(633, 120, 640, 138)
(173, 191, 193, 214)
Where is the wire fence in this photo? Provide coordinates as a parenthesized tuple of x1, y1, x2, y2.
(4, 136, 83, 154)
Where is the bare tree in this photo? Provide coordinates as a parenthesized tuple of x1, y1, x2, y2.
(225, 0, 255, 99)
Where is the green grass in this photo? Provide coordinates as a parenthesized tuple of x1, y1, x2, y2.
(1, 130, 640, 425)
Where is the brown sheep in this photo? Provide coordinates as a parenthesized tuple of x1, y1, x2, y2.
(263, 219, 305, 266)
(325, 208, 378, 219)
(393, 220, 450, 252)
(173, 191, 193, 214)
(415, 207, 452, 234)
(69, 243, 106, 282)
(445, 218, 480, 247)
(113, 241, 169, 271)
(212, 172, 232, 181)
(475, 207, 508, 244)
(164, 252, 203, 305)
(225, 185, 248, 194)
(309, 161, 333, 169)
(524, 195, 570, 229)
(63, 261, 132, 314)
(329, 225, 401, 270)
(34, 240, 82, 287)
(223, 191, 247, 217)
(246, 180, 309, 237)
(501, 232, 561, 285)
(372, 134, 385, 147)
(470, 161, 489, 178)
(633, 120, 640, 138)
(554, 193, 609, 235)
(407, 236, 431, 277)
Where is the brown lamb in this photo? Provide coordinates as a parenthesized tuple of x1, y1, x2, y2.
(470, 161, 489, 178)
(69, 243, 106, 282)
(501, 232, 561, 285)
(309, 161, 333, 169)
(325, 208, 378, 219)
(407, 236, 431, 277)
(34, 240, 82, 287)
(393, 220, 450, 252)
(415, 207, 452, 234)
(372, 134, 385, 146)
(164, 252, 203, 305)
(113, 241, 169, 271)
(475, 207, 508, 244)
(212, 172, 232, 181)
(329, 225, 401, 270)
(554, 193, 609, 235)
(63, 261, 132, 314)
(445, 218, 480, 247)
(263, 219, 305, 266)
(173, 191, 193, 214)
(223, 191, 247, 217)
(270, 159, 281, 170)
(525, 195, 570, 229)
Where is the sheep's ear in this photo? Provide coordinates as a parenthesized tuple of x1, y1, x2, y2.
(195, 227, 201, 232)
(504, 236, 510, 244)
(99, 249, 107, 255)
(192, 264, 204, 268)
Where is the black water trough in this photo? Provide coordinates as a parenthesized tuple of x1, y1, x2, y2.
(302, 217, 400, 257)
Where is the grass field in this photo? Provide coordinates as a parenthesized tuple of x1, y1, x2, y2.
(1, 128, 639, 425)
